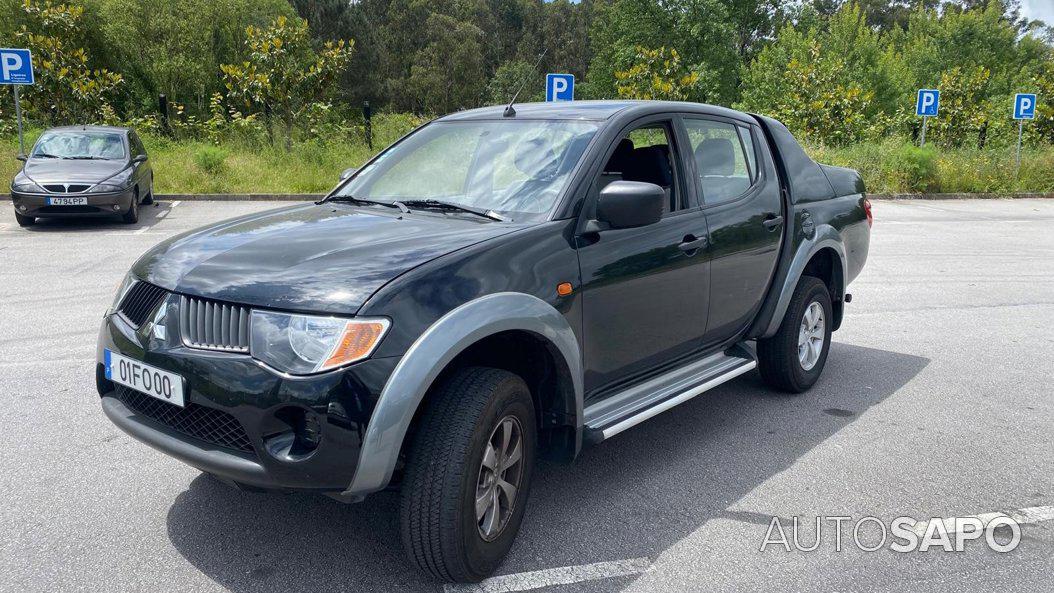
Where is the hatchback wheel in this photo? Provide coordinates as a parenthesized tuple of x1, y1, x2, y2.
(400, 366, 536, 582)
(14, 211, 35, 227)
(122, 189, 140, 224)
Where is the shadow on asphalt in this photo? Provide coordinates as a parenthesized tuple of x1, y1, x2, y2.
(17, 201, 171, 232)
(164, 343, 929, 592)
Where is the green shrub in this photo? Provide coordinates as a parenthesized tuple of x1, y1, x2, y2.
(193, 146, 227, 174)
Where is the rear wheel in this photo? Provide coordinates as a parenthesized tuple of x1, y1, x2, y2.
(400, 366, 536, 582)
(14, 211, 35, 227)
(757, 276, 833, 393)
(141, 177, 154, 205)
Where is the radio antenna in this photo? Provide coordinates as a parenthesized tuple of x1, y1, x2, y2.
(504, 48, 549, 118)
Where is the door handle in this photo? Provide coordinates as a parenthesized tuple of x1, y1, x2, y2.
(678, 235, 708, 252)
(762, 215, 784, 230)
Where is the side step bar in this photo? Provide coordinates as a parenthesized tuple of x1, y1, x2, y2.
(582, 345, 757, 444)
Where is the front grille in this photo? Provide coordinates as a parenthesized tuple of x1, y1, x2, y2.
(179, 296, 251, 352)
(43, 183, 92, 193)
(114, 385, 255, 454)
(118, 282, 169, 328)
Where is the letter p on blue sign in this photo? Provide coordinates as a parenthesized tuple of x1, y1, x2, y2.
(546, 73, 574, 102)
(0, 48, 34, 85)
(1014, 94, 1037, 120)
(916, 89, 939, 117)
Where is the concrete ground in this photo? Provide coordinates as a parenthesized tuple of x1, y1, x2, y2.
(0, 199, 1051, 592)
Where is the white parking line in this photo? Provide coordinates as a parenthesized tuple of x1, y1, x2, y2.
(443, 557, 651, 593)
(909, 505, 1054, 536)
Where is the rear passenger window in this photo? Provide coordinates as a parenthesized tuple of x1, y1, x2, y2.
(684, 119, 752, 204)
(738, 125, 757, 182)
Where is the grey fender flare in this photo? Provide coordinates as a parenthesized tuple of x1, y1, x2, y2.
(342, 292, 583, 497)
(761, 225, 848, 338)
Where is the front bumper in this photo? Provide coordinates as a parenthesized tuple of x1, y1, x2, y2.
(12, 188, 135, 218)
(96, 301, 400, 495)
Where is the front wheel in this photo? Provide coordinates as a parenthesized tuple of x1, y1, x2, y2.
(14, 211, 35, 227)
(121, 189, 140, 224)
(400, 367, 536, 582)
(757, 276, 833, 393)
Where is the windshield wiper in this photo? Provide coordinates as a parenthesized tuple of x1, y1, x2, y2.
(325, 195, 411, 213)
(67, 156, 108, 160)
(400, 199, 509, 222)
(33, 153, 62, 159)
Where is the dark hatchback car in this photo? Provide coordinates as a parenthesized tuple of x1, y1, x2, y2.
(10, 125, 154, 226)
(97, 101, 869, 582)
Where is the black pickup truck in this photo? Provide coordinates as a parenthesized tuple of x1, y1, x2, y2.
(96, 101, 870, 582)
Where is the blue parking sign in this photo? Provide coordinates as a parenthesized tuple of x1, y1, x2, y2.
(546, 73, 574, 102)
(0, 48, 34, 85)
(1014, 93, 1037, 120)
(916, 89, 939, 117)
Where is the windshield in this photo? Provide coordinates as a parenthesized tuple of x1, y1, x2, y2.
(335, 120, 598, 220)
(32, 131, 127, 160)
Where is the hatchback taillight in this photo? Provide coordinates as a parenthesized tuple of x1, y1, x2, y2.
(863, 198, 873, 228)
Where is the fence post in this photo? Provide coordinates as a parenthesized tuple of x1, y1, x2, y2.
(158, 94, 169, 134)
(363, 100, 372, 150)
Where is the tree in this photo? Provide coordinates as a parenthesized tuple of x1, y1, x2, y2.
(488, 60, 544, 104)
(14, 0, 123, 124)
(587, 0, 739, 103)
(220, 15, 353, 148)
(95, 0, 294, 109)
(614, 46, 704, 101)
(404, 13, 486, 113)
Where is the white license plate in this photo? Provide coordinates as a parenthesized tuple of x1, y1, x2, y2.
(48, 197, 88, 206)
(105, 349, 185, 407)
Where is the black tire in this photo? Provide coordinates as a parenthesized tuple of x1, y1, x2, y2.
(14, 212, 35, 227)
(122, 189, 140, 224)
(757, 276, 833, 393)
(141, 177, 154, 205)
(400, 366, 536, 582)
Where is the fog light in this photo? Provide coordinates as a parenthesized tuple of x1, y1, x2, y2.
(264, 407, 324, 462)
(18, 205, 27, 211)
(112, 204, 121, 211)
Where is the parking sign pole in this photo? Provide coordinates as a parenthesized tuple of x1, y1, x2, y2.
(13, 85, 25, 157)
(1016, 119, 1023, 174)
(920, 116, 928, 147)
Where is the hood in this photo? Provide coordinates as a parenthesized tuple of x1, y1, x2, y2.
(133, 203, 522, 315)
(23, 158, 129, 184)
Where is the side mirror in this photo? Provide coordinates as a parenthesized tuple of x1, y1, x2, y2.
(16, 155, 27, 162)
(594, 180, 666, 230)
(339, 167, 358, 181)
(132, 155, 147, 164)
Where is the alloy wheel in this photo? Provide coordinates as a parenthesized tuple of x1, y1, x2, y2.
(475, 415, 524, 542)
(798, 301, 825, 371)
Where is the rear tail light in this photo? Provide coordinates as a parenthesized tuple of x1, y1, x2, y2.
(863, 198, 873, 228)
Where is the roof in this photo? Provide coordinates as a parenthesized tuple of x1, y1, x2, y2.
(45, 125, 131, 133)
(438, 100, 754, 124)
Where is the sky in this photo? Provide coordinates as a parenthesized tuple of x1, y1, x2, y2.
(1019, 0, 1054, 26)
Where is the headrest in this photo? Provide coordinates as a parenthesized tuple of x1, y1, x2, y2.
(695, 138, 736, 177)
(605, 138, 635, 172)
(623, 145, 672, 187)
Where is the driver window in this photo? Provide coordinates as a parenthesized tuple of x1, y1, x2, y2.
(599, 123, 681, 213)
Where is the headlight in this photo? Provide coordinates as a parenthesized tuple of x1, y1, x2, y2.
(250, 310, 389, 375)
(109, 273, 136, 314)
(88, 183, 124, 193)
(11, 175, 42, 193)
(89, 168, 133, 192)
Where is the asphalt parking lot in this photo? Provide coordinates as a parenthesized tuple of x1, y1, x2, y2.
(1, 198, 1052, 593)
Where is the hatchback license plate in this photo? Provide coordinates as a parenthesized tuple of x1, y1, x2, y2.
(48, 197, 88, 206)
(105, 349, 185, 407)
